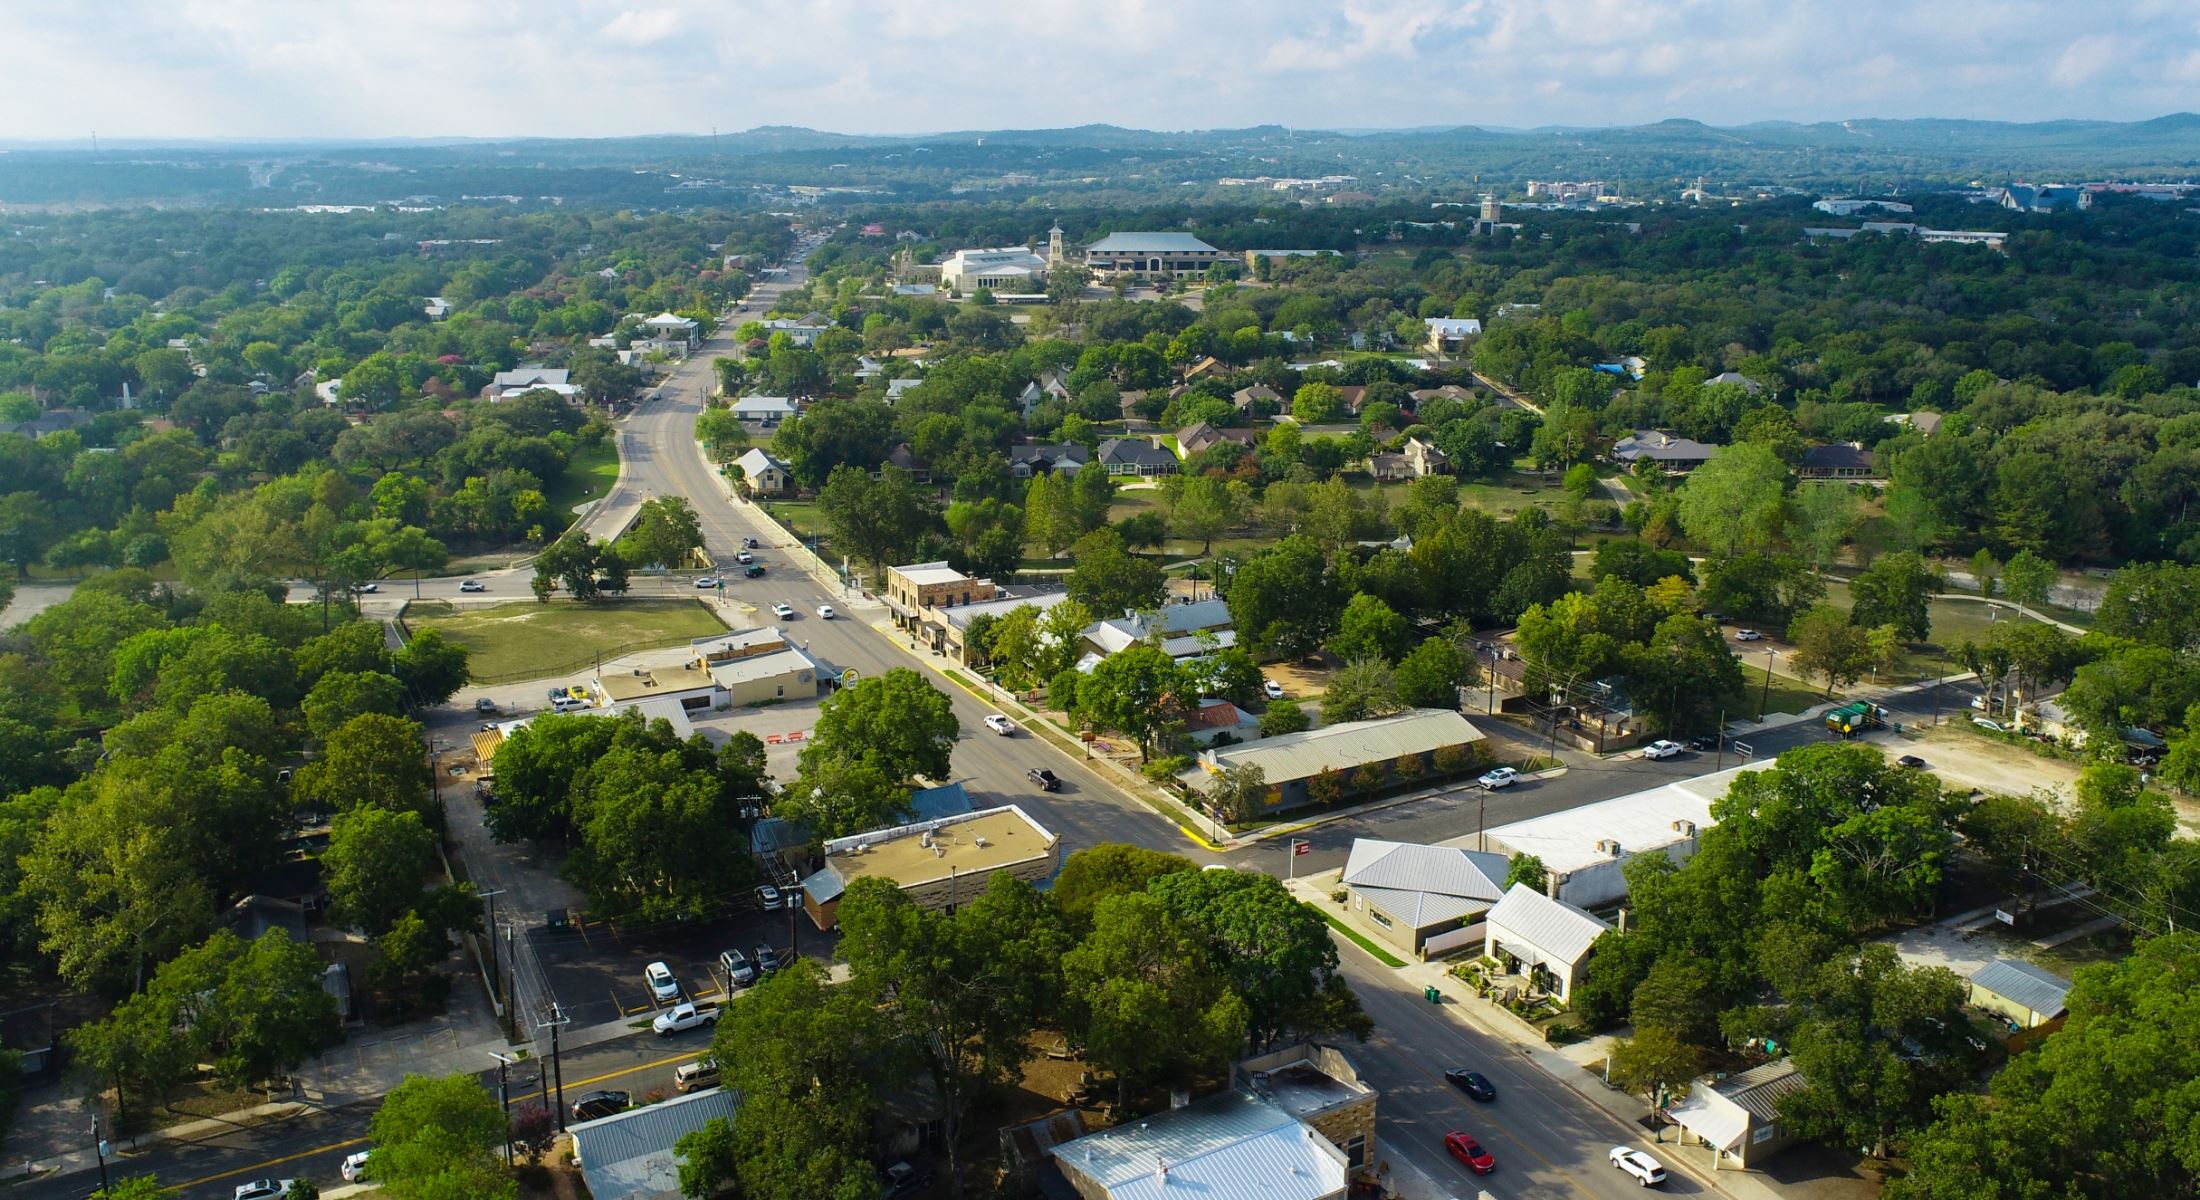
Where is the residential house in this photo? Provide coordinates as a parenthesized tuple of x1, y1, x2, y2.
(1706, 371, 1765, 395)
(1612, 429, 1720, 474)
(1050, 1090, 1350, 1200)
(1409, 384, 1475, 407)
(733, 447, 793, 495)
(1183, 355, 1227, 382)
(797, 805, 1059, 929)
(1371, 436, 1448, 480)
(1968, 958, 2072, 1030)
(1663, 1060, 1808, 1170)
(1182, 699, 1253, 744)
(729, 394, 798, 424)
(1424, 316, 1484, 354)
(1797, 442, 1878, 480)
(1887, 411, 1944, 437)
(422, 296, 452, 319)
(1008, 442, 1089, 478)
(1082, 231, 1229, 278)
(1477, 763, 1770, 907)
(754, 316, 831, 348)
(1079, 598, 1237, 666)
(1176, 421, 1258, 458)
(1339, 839, 1511, 959)
(885, 377, 925, 403)
(8, 408, 92, 438)
(315, 377, 345, 407)
(1232, 384, 1282, 414)
(570, 1086, 743, 1200)
(1181, 709, 1488, 819)
(639, 312, 700, 352)
(1096, 436, 1180, 477)
(882, 442, 930, 482)
(1012, 373, 1071, 415)
(853, 355, 885, 380)
(1482, 883, 1611, 1002)
(487, 368, 581, 403)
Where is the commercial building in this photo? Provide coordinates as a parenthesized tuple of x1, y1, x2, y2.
(1050, 1089, 1351, 1200)
(885, 560, 999, 654)
(1181, 709, 1487, 815)
(1338, 839, 1510, 960)
(1812, 197, 1914, 216)
(796, 804, 1060, 930)
(1482, 883, 1611, 1002)
(1079, 598, 1235, 665)
(939, 246, 1050, 293)
(1663, 1059, 1807, 1171)
(705, 645, 823, 707)
(940, 590, 1073, 666)
(1083, 232, 1229, 278)
(595, 659, 720, 712)
(1474, 762, 1768, 908)
(570, 1087, 742, 1200)
(1968, 958, 2072, 1030)
(1233, 1043, 1378, 1171)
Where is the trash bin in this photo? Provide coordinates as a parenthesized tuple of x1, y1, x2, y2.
(1424, 985, 1441, 1005)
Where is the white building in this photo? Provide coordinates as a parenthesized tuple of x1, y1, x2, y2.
(1424, 317, 1483, 354)
(640, 312, 700, 351)
(1482, 883, 1611, 1002)
(1051, 1090, 1347, 1200)
(729, 395, 798, 424)
(488, 368, 582, 403)
(1812, 198, 1914, 216)
(938, 247, 1050, 294)
(1469, 763, 1770, 908)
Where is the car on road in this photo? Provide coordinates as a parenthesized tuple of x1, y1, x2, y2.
(736, 551, 755, 564)
(1444, 1069, 1496, 1101)
(755, 884, 783, 910)
(984, 714, 1016, 735)
(1028, 767, 1062, 792)
(359, 581, 379, 594)
(645, 961, 680, 1003)
(459, 579, 487, 593)
(745, 564, 766, 577)
(340, 1150, 373, 1182)
(1687, 733, 1720, 751)
(572, 1090, 630, 1121)
(696, 576, 719, 589)
(1642, 739, 1684, 760)
(772, 602, 795, 619)
(1444, 1132, 1496, 1174)
(674, 1056, 720, 1093)
(1477, 767, 1520, 790)
(475, 697, 498, 714)
(882, 1162, 934, 1198)
(652, 1001, 720, 1037)
(742, 537, 760, 549)
(754, 944, 783, 975)
(1896, 754, 1928, 769)
(1264, 679, 1286, 700)
(1734, 628, 1763, 641)
(234, 1181, 294, 1199)
(1609, 1146, 1667, 1186)
(720, 948, 756, 987)
(817, 603, 835, 619)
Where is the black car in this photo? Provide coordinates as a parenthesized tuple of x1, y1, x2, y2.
(754, 944, 783, 974)
(1896, 754, 1927, 769)
(1027, 768, 1061, 792)
(1444, 1069, 1497, 1102)
(572, 1090, 630, 1121)
(742, 536, 760, 549)
(1687, 733, 1720, 752)
(882, 1162, 934, 1198)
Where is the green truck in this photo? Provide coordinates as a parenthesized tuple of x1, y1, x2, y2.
(1825, 701, 1886, 736)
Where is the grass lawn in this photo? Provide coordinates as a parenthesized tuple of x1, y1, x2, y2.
(1310, 905, 1408, 968)
(758, 499, 824, 540)
(1815, 578, 2086, 677)
(2025, 924, 2131, 979)
(408, 598, 729, 684)
(1744, 662, 1832, 718)
(544, 439, 621, 528)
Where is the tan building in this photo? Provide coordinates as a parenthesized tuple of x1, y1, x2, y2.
(797, 805, 1059, 930)
(1664, 1059, 1808, 1170)
(1968, 958, 2072, 1030)
(885, 561, 998, 654)
(595, 660, 719, 711)
(1083, 232, 1229, 278)
(707, 645, 822, 707)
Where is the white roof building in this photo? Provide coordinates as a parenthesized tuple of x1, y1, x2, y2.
(939, 247, 1050, 293)
(1339, 839, 1510, 956)
(1483, 883, 1611, 1001)
(729, 395, 798, 421)
(1470, 762, 1770, 908)
(570, 1086, 742, 1200)
(1051, 1090, 1346, 1200)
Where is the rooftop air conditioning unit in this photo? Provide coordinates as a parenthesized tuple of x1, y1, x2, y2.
(974, 836, 990, 847)
(1671, 820, 1697, 837)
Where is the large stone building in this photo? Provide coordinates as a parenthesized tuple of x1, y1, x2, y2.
(884, 561, 999, 654)
(1083, 232, 1229, 278)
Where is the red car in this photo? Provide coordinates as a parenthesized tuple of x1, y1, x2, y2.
(1444, 1132, 1496, 1175)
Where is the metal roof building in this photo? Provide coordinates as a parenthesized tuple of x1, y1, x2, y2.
(1473, 762, 1770, 908)
(570, 1087, 743, 1200)
(1184, 709, 1486, 808)
(1482, 883, 1611, 1002)
(1337, 839, 1509, 960)
(1969, 958, 2073, 1028)
(1051, 1090, 1347, 1200)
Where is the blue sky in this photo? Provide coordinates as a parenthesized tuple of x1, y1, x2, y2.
(3, 0, 2196, 140)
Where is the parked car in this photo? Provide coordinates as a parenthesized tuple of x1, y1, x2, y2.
(817, 604, 836, 619)
(459, 580, 486, 593)
(1477, 767, 1520, 790)
(652, 1001, 720, 1037)
(719, 948, 756, 988)
(1028, 767, 1062, 792)
(340, 1150, 373, 1182)
(475, 697, 498, 714)
(754, 944, 783, 974)
(1687, 733, 1719, 751)
(1973, 717, 2006, 733)
(696, 576, 719, 589)
(1264, 679, 1286, 700)
(1734, 628, 1762, 641)
(674, 1056, 720, 1093)
(1642, 740, 1684, 760)
(1444, 1069, 1496, 1101)
(882, 1161, 934, 1199)
(1896, 754, 1928, 769)
(745, 564, 766, 577)
(551, 695, 591, 713)
(358, 581, 379, 594)
(1444, 1132, 1496, 1174)
(644, 961, 680, 1004)
(234, 1181, 294, 1200)
(1609, 1146, 1667, 1187)
(736, 551, 755, 564)
(572, 1090, 630, 1121)
(754, 884, 783, 910)
(772, 602, 795, 619)
(984, 714, 1016, 735)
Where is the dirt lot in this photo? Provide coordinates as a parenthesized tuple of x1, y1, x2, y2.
(1901, 725, 2082, 803)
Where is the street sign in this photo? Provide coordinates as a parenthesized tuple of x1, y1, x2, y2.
(1293, 840, 1310, 856)
(1733, 741, 1754, 758)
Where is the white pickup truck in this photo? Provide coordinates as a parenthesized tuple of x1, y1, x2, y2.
(651, 1001, 720, 1037)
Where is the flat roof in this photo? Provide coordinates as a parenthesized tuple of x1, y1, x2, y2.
(693, 626, 789, 655)
(598, 661, 716, 703)
(812, 805, 1056, 897)
(889, 560, 971, 587)
(1472, 762, 1770, 872)
(706, 645, 819, 688)
(1253, 1062, 1368, 1120)
(941, 590, 1070, 629)
(1187, 709, 1484, 790)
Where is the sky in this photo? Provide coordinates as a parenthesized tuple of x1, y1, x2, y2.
(3, 0, 2198, 141)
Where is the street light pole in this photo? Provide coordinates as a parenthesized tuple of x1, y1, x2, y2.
(91, 1117, 109, 1193)
(1757, 650, 1775, 719)
(488, 1052, 515, 1167)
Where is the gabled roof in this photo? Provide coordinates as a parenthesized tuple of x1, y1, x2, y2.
(1191, 710, 1486, 791)
(1424, 317, 1483, 336)
(1800, 443, 1875, 472)
(1342, 840, 1510, 905)
(571, 1086, 744, 1200)
(1232, 384, 1281, 406)
(1612, 430, 1721, 463)
(1097, 437, 1179, 468)
(1051, 1090, 1343, 1200)
(730, 395, 797, 416)
(1085, 231, 1222, 254)
(734, 447, 789, 476)
(1485, 883, 1610, 966)
(1714, 1059, 1807, 1122)
(1970, 958, 2072, 1018)
(1009, 441, 1090, 465)
(1706, 371, 1765, 394)
(492, 367, 570, 389)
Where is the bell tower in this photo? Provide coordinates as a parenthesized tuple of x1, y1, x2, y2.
(1047, 221, 1066, 267)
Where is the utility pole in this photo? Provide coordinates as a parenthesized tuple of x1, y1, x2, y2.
(488, 1052, 515, 1166)
(91, 1117, 109, 1192)
(505, 925, 518, 1042)
(479, 889, 506, 1013)
(540, 1004, 570, 1132)
(1714, 709, 1726, 770)
(1757, 650, 1775, 719)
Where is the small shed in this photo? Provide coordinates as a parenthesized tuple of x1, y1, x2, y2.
(1968, 958, 2072, 1029)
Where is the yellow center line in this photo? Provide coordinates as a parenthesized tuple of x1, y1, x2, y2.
(177, 1050, 705, 1189)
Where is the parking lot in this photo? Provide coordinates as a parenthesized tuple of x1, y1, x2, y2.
(530, 888, 842, 1028)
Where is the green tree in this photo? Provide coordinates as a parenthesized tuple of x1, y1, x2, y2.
(1504, 853, 1549, 893)
(290, 713, 433, 819)
(1149, 868, 1370, 1050)
(91, 1177, 181, 1200)
(1079, 643, 1191, 761)
(1624, 613, 1745, 733)
(1062, 892, 1247, 1103)
(617, 496, 705, 569)
(1629, 958, 1721, 1046)
(799, 667, 958, 784)
(2000, 548, 2056, 610)
(1065, 527, 1165, 616)
(1320, 655, 1403, 724)
(1605, 1025, 1700, 1107)
(1786, 604, 1873, 696)
(1258, 698, 1310, 737)
(368, 1073, 516, 1200)
(1779, 945, 1978, 1158)
(302, 669, 407, 740)
(392, 629, 470, 707)
(776, 754, 911, 842)
(1290, 381, 1346, 424)
(568, 735, 762, 920)
(1328, 594, 1410, 663)
(818, 464, 936, 582)
(1677, 443, 1788, 557)
(1849, 551, 1937, 641)
(323, 805, 437, 936)
(1788, 483, 1859, 571)
(1209, 762, 1270, 825)
(1226, 535, 1345, 660)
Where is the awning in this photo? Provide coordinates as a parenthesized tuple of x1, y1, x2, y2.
(470, 730, 504, 762)
(883, 597, 916, 618)
(1666, 1093, 1749, 1153)
(1495, 940, 1549, 971)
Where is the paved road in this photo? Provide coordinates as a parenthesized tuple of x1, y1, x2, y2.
(19, 1030, 705, 1200)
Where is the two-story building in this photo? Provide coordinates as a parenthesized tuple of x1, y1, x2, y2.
(1083, 232, 1229, 278)
(885, 561, 998, 654)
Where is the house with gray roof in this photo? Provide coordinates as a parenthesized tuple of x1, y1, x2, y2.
(570, 1086, 743, 1200)
(1706, 371, 1766, 395)
(1612, 429, 1721, 474)
(1663, 1059, 1808, 1169)
(1969, 958, 2072, 1029)
(1096, 436, 1179, 477)
(1083, 231, 1229, 278)
(729, 394, 797, 424)
(1482, 883, 1611, 1002)
(1008, 441, 1088, 478)
(1797, 442, 1878, 480)
(1334, 836, 1510, 959)
(1182, 711, 1485, 824)
(733, 447, 793, 496)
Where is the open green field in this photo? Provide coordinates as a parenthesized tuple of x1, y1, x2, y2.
(544, 440, 621, 529)
(1816, 578, 2090, 677)
(1744, 662, 1832, 718)
(406, 598, 728, 684)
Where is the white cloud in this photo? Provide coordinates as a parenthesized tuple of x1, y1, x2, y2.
(0, 0, 2193, 139)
